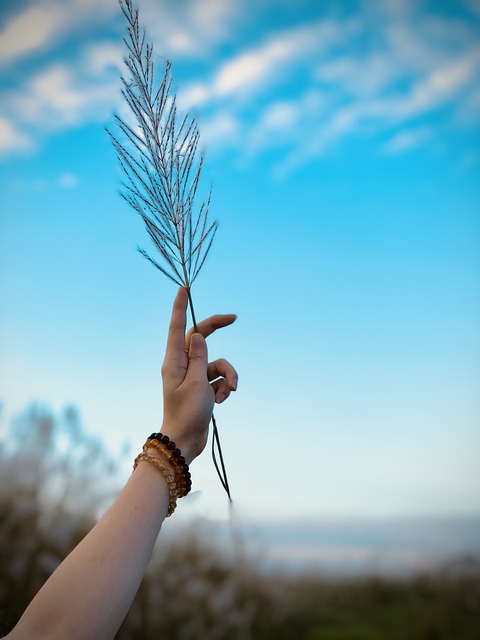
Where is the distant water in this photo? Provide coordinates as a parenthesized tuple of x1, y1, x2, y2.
(168, 514, 480, 577)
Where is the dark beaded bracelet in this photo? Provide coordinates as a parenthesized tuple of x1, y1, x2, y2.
(144, 434, 191, 497)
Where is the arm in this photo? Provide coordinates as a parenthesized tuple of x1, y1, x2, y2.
(6, 287, 237, 640)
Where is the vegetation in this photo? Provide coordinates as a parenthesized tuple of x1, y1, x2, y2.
(1, 405, 479, 639)
(108, 0, 230, 499)
(0, 403, 119, 634)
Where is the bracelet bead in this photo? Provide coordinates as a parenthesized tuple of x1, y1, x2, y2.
(132, 452, 179, 516)
(142, 434, 192, 497)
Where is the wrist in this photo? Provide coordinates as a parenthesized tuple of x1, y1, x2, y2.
(144, 446, 175, 470)
(140, 433, 193, 500)
(159, 424, 201, 465)
(133, 452, 179, 516)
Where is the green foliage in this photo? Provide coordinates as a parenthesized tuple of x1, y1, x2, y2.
(266, 572, 480, 640)
(115, 548, 480, 640)
(1, 404, 479, 639)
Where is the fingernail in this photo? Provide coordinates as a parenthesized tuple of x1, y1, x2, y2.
(216, 392, 226, 404)
(231, 378, 238, 391)
(190, 333, 204, 349)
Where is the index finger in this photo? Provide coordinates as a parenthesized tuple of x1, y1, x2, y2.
(164, 287, 188, 365)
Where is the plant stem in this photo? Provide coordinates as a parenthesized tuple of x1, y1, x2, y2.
(185, 287, 198, 333)
(211, 414, 232, 502)
(186, 289, 232, 502)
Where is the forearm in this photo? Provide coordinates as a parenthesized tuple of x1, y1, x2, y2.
(8, 461, 169, 640)
(5, 287, 237, 640)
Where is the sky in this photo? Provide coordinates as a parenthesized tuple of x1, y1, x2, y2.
(0, 0, 479, 543)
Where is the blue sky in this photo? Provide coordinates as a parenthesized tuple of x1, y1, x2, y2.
(0, 0, 479, 528)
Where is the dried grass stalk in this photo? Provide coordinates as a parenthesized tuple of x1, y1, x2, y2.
(108, 0, 231, 499)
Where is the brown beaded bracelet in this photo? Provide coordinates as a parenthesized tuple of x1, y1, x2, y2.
(133, 452, 178, 517)
(143, 440, 191, 498)
(145, 433, 192, 497)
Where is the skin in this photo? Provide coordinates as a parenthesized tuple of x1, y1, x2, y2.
(5, 287, 237, 640)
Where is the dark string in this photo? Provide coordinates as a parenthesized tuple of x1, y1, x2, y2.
(187, 288, 232, 503)
(211, 413, 232, 502)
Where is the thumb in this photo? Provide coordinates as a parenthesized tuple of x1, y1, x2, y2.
(187, 332, 208, 381)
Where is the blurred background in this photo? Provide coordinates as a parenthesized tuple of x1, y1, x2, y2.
(1, 0, 479, 637)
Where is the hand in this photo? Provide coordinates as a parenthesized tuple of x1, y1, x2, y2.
(160, 287, 238, 464)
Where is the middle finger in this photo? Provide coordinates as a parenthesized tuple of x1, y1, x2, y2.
(207, 358, 238, 390)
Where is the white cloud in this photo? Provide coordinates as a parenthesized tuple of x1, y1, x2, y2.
(0, 116, 32, 155)
(140, 0, 238, 57)
(10, 63, 100, 129)
(0, 0, 118, 64)
(273, 39, 480, 173)
(178, 83, 211, 112)
(85, 42, 124, 74)
(317, 53, 402, 96)
(383, 127, 432, 154)
(261, 102, 299, 130)
(174, 2, 480, 177)
(464, 0, 480, 15)
(0, 40, 122, 156)
(0, 6, 57, 63)
(248, 90, 326, 153)
(191, 0, 237, 42)
(0, 0, 235, 66)
(0, 0, 239, 156)
(28, 65, 84, 122)
(178, 17, 354, 116)
(199, 112, 239, 147)
(377, 48, 480, 122)
(213, 19, 349, 99)
(58, 173, 79, 188)
(1, 0, 479, 172)
(9, 173, 80, 191)
(385, 17, 479, 76)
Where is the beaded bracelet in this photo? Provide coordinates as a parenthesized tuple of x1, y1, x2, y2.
(144, 433, 192, 497)
(143, 440, 191, 498)
(133, 452, 178, 517)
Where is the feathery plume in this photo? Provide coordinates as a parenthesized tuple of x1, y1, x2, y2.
(108, 0, 231, 499)
(108, 0, 217, 325)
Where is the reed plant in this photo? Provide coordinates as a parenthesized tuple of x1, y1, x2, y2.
(108, 0, 230, 498)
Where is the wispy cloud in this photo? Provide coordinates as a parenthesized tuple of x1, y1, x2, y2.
(9, 172, 80, 191)
(213, 19, 351, 98)
(383, 127, 432, 154)
(0, 5, 59, 64)
(179, 3, 480, 174)
(0, 40, 122, 157)
(247, 90, 326, 154)
(262, 11, 480, 174)
(199, 112, 240, 148)
(465, 0, 480, 15)
(0, 116, 32, 155)
(0, 0, 236, 157)
(0, 0, 118, 64)
(1, 0, 479, 172)
(179, 18, 355, 109)
(58, 173, 79, 188)
(139, 0, 238, 57)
